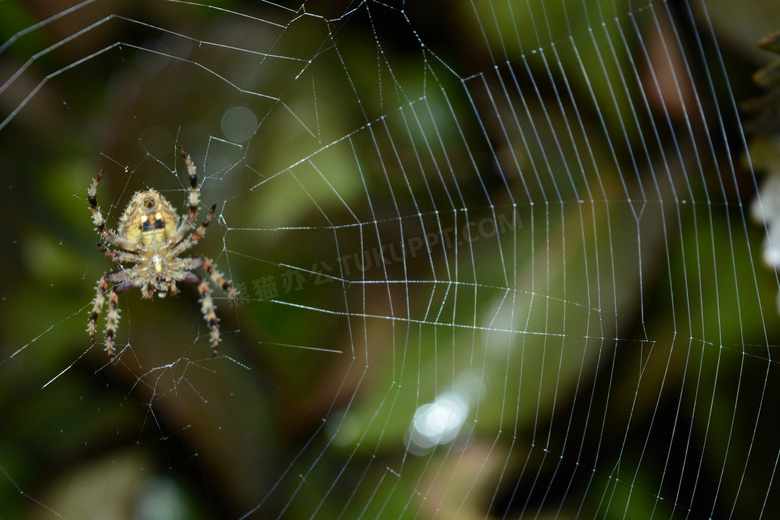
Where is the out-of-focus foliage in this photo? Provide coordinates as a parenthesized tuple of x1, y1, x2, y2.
(1, 1, 779, 519)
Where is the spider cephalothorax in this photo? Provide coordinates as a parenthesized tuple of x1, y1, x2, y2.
(87, 147, 238, 361)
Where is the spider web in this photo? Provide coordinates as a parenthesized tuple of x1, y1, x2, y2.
(1, 0, 780, 518)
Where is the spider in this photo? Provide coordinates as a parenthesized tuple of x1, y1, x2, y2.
(87, 146, 238, 361)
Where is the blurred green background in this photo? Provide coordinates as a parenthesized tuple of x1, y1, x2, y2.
(2, 0, 780, 518)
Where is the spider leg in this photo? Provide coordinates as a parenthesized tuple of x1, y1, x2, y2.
(87, 170, 107, 234)
(88, 277, 109, 347)
(97, 242, 141, 264)
(180, 146, 200, 224)
(167, 146, 201, 246)
(182, 272, 221, 358)
(88, 169, 140, 252)
(184, 256, 239, 298)
(89, 272, 134, 362)
(170, 204, 216, 257)
(105, 286, 121, 360)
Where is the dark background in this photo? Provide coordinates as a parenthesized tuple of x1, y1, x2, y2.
(2, 0, 780, 518)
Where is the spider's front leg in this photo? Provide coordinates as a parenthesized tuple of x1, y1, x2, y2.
(87, 170, 107, 235)
(88, 169, 141, 252)
(179, 146, 200, 224)
(170, 204, 216, 258)
(167, 146, 202, 246)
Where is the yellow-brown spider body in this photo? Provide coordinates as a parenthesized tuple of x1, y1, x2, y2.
(118, 190, 179, 246)
(87, 147, 238, 361)
(117, 190, 183, 296)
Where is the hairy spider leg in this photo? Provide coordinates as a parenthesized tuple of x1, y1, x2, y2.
(96, 242, 142, 264)
(168, 146, 201, 246)
(88, 169, 141, 252)
(185, 256, 239, 298)
(170, 204, 216, 258)
(181, 257, 238, 357)
(89, 273, 135, 362)
(182, 272, 221, 357)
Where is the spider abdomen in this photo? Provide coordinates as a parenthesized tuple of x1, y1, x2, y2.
(118, 189, 179, 245)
